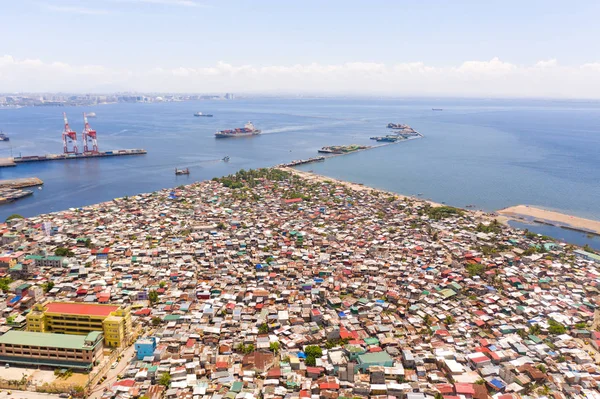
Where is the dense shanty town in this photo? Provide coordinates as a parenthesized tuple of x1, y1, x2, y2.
(0, 168, 599, 399)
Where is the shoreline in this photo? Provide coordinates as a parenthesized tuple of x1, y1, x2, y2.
(497, 205, 600, 236)
(281, 167, 444, 208)
(283, 168, 600, 238)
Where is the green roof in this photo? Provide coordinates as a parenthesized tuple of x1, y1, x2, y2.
(357, 351, 393, 364)
(0, 331, 101, 350)
(439, 288, 457, 299)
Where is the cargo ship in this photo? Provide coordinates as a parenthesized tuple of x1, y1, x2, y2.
(194, 112, 213, 117)
(215, 122, 261, 138)
(175, 168, 190, 175)
(0, 132, 9, 142)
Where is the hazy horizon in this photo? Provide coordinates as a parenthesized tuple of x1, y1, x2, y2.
(3, 0, 600, 98)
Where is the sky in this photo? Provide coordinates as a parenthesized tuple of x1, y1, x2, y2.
(1, 0, 600, 97)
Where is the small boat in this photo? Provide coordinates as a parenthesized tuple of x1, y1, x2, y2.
(222, 156, 230, 162)
(87, 112, 97, 118)
(175, 168, 189, 175)
(194, 112, 213, 117)
(38, 187, 42, 190)
(432, 108, 443, 111)
(0, 132, 9, 142)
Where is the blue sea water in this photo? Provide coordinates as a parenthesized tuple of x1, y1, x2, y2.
(0, 98, 599, 247)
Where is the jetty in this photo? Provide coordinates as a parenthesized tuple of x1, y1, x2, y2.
(0, 177, 44, 189)
(0, 158, 16, 167)
(278, 157, 325, 168)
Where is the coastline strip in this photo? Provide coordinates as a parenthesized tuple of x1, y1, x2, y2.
(280, 167, 444, 208)
(498, 205, 600, 235)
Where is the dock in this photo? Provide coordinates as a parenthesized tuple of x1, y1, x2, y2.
(0, 149, 147, 168)
(278, 157, 325, 168)
(0, 158, 16, 167)
(0, 177, 44, 189)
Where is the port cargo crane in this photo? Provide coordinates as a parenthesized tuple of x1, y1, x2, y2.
(62, 112, 78, 154)
(82, 112, 99, 153)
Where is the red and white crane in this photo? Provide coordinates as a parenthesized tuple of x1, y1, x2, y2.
(62, 112, 78, 154)
(82, 112, 99, 153)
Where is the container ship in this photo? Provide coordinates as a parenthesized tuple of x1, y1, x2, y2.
(194, 112, 213, 117)
(215, 122, 261, 138)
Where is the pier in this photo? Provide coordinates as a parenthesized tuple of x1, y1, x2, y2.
(279, 131, 424, 169)
(0, 149, 147, 168)
(0, 177, 44, 189)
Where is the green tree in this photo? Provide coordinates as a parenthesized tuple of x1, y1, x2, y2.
(548, 319, 567, 335)
(158, 372, 171, 387)
(574, 322, 587, 329)
(269, 342, 280, 354)
(466, 263, 486, 277)
(304, 345, 322, 366)
(54, 247, 74, 257)
(583, 244, 596, 253)
(151, 316, 162, 326)
(0, 277, 13, 292)
(434, 393, 444, 399)
(445, 315, 455, 325)
(258, 323, 269, 334)
(159, 281, 167, 288)
(42, 281, 55, 293)
(529, 324, 542, 335)
(149, 290, 159, 304)
(5, 214, 24, 222)
(536, 364, 547, 373)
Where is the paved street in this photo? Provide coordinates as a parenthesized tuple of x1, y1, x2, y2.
(88, 346, 136, 399)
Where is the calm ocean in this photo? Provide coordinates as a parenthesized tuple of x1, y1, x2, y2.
(1, 98, 599, 247)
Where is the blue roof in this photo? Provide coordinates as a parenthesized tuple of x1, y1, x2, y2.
(9, 296, 21, 305)
(490, 379, 505, 389)
(297, 352, 306, 359)
(338, 312, 347, 317)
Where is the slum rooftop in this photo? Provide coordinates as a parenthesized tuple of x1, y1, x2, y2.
(0, 167, 599, 399)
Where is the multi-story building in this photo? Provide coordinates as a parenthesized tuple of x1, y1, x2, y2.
(26, 302, 132, 347)
(0, 330, 104, 370)
(134, 336, 157, 360)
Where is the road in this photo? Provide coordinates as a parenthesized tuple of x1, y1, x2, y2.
(88, 345, 136, 399)
(592, 309, 600, 331)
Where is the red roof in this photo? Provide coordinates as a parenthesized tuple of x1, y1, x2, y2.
(284, 198, 303, 204)
(45, 302, 119, 316)
(454, 383, 475, 395)
(319, 382, 339, 390)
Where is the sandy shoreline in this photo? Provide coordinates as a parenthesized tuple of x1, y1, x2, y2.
(498, 205, 600, 235)
(282, 169, 600, 236)
(281, 168, 445, 208)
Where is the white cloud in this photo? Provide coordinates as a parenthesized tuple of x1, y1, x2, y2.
(45, 5, 111, 15)
(535, 59, 558, 68)
(1, 55, 600, 98)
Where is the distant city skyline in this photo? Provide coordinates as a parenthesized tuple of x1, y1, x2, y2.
(2, 0, 600, 97)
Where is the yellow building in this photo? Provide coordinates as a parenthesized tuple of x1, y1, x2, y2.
(27, 301, 131, 347)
